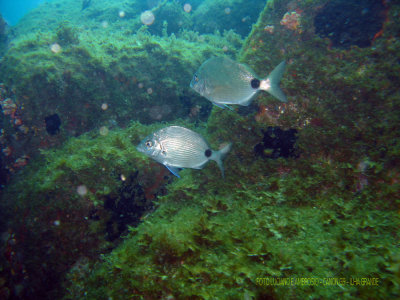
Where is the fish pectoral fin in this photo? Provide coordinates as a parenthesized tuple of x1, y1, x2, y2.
(212, 102, 234, 111)
(212, 102, 226, 109)
(165, 165, 181, 178)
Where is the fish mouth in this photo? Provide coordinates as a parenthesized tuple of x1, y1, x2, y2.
(136, 144, 145, 153)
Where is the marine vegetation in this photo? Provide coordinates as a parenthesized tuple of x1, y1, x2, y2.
(0, 0, 399, 299)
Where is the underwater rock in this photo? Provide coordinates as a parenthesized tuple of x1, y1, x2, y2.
(104, 171, 157, 241)
(254, 126, 298, 159)
(192, 0, 266, 36)
(45, 114, 61, 135)
(314, 0, 386, 49)
(0, 13, 8, 55)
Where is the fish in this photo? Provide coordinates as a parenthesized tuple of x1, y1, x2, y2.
(190, 57, 287, 109)
(137, 126, 232, 178)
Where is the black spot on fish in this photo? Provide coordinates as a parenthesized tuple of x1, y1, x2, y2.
(254, 126, 299, 159)
(45, 114, 61, 135)
(251, 78, 260, 89)
(205, 149, 212, 157)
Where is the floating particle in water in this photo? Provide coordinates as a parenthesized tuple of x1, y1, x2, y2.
(224, 7, 231, 14)
(147, 88, 153, 94)
(101, 103, 108, 110)
(183, 3, 192, 13)
(119, 10, 125, 18)
(50, 43, 61, 53)
(120, 174, 126, 181)
(99, 126, 109, 136)
(222, 45, 228, 52)
(141, 10, 155, 25)
(53, 220, 60, 226)
(101, 21, 108, 28)
(77, 185, 88, 196)
(138, 82, 144, 89)
(148, 104, 172, 120)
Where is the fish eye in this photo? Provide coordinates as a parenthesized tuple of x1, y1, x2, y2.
(145, 140, 152, 148)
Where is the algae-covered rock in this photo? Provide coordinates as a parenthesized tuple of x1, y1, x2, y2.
(0, 18, 242, 176)
(192, 0, 266, 36)
(64, 0, 400, 299)
(0, 121, 174, 298)
(0, 13, 7, 56)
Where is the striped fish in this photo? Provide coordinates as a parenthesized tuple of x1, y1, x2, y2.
(137, 126, 231, 178)
(190, 57, 287, 109)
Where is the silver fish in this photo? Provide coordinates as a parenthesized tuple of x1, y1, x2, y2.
(137, 126, 232, 178)
(190, 57, 287, 108)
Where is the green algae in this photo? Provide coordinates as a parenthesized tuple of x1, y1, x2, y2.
(0, 21, 242, 133)
(63, 0, 400, 299)
(67, 168, 400, 299)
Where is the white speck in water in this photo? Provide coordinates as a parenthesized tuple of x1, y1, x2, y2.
(101, 103, 108, 110)
(101, 21, 109, 28)
(50, 43, 61, 53)
(183, 3, 192, 13)
(77, 185, 88, 196)
(119, 10, 125, 18)
(141, 10, 155, 25)
(99, 126, 109, 136)
(54, 220, 61, 226)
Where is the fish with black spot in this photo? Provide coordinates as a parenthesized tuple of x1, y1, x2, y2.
(190, 57, 287, 109)
(137, 126, 232, 178)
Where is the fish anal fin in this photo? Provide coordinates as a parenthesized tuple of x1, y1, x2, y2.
(212, 102, 234, 110)
(165, 165, 181, 178)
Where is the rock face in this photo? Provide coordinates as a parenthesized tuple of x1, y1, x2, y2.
(0, 14, 7, 55)
(191, 0, 267, 36)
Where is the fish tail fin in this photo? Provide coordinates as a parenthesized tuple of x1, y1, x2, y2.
(211, 143, 232, 178)
(262, 61, 287, 103)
